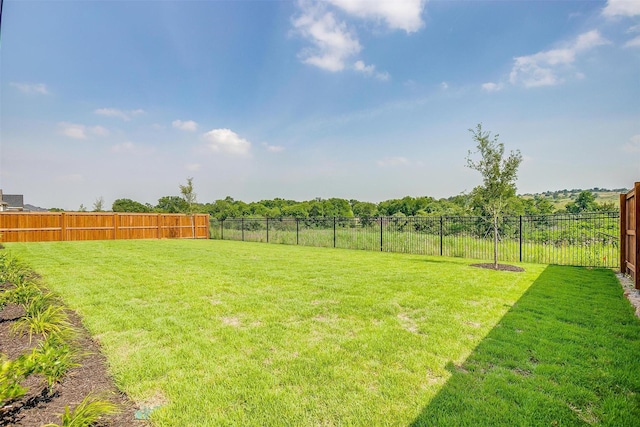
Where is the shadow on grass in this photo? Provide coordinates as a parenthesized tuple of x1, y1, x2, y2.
(411, 265, 640, 426)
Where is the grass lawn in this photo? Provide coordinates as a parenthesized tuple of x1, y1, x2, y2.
(5, 240, 640, 426)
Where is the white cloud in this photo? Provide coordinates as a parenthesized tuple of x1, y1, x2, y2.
(624, 35, 640, 48)
(91, 126, 110, 137)
(354, 60, 375, 73)
(111, 141, 154, 155)
(60, 123, 87, 139)
(94, 108, 145, 121)
(573, 30, 608, 51)
(440, 82, 449, 90)
(602, 0, 640, 17)
(353, 60, 390, 80)
(112, 142, 135, 153)
(262, 142, 285, 153)
(186, 163, 202, 171)
(293, 5, 362, 72)
(377, 156, 409, 167)
(292, 0, 425, 76)
(623, 135, 640, 153)
(203, 128, 251, 156)
(482, 82, 503, 92)
(10, 82, 49, 95)
(509, 30, 609, 88)
(172, 119, 198, 132)
(58, 123, 109, 139)
(327, 0, 425, 33)
(87, 126, 109, 136)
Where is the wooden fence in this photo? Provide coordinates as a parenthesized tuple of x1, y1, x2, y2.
(621, 182, 640, 290)
(0, 212, 209, 242)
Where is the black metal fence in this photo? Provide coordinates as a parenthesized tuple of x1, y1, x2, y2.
(210, 212, 619, 268)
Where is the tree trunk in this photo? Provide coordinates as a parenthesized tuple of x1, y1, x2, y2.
(493, 215, 499, 269)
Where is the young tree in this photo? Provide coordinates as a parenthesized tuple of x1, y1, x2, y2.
(179, 178, 197, 238)
(466, 124, 523, 268)
(92, 196, 104, 212)
(179, 177, 197, 210)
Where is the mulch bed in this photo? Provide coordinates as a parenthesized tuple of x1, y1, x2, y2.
(470, 263, 525, 272)
(0, 303, 145, 426)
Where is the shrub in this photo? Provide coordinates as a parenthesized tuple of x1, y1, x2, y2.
(0, 354, 30, 407)
(43, 393, 119, 427)
(13, 295, 71, 343)
(29, 335, 79, 393)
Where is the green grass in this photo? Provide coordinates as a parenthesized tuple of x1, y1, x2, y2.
(5, 240, 639, 426)
(413, 266, 640, 426)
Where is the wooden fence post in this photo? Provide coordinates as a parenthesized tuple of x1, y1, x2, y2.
(621, 182, 640, 290)
(620, 193, 627, 275)
(60, 212, 66, 241)
(635, 182, 640, 290)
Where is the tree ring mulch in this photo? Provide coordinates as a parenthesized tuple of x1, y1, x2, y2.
(470, 263, 525, 272)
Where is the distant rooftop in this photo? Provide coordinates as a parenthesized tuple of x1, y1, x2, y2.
(0, 190, 25, 211)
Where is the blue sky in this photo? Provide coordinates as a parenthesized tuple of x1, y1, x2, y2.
(1, 0, 638, 210)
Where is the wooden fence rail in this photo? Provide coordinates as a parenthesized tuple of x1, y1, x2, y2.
(0, 212, 209, 242)
(621, 182, 640, 290)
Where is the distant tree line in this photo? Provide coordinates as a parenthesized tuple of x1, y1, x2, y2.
(528, 187, 628, 200)
(101, 190, 616, 219)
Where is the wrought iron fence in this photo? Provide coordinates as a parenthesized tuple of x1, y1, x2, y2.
(210, 211, 619, 268)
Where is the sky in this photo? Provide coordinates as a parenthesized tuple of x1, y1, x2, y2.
(1, 0, 639, 210)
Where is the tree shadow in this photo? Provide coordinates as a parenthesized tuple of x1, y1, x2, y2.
(410, 265, 640, 426)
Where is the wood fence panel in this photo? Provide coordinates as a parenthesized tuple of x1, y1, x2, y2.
(0, 212, 61, 242)
(621, 182, 640, 290)
(0, 212, 209, 242)
(195, 214, 209, 239)
(117, 214, 160, 240)
(66, 213, 116, 241)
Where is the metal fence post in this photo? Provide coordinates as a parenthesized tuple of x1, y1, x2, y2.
(519, 215, 523, 262)
(380, 217, 383, 251)
(242, 217, 244, 241)
(266, 217, 269, 243)
(296, 217, 299, 245)
(440, 216, 443, 256)
(221, 219, 224, 240)
(333, 217, 337, 248)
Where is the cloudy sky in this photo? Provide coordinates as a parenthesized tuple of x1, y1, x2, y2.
(1, 0, 638, 210)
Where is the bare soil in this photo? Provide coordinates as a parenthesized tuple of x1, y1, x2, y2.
(0, 303, 145, 427)
(470, 263, 525, 272)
